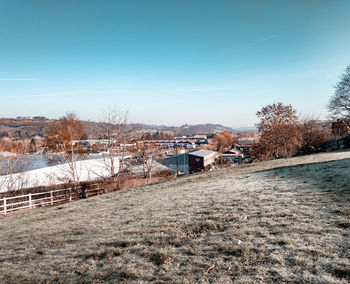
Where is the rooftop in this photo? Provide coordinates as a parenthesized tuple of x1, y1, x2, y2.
(189, 149, 217, 158)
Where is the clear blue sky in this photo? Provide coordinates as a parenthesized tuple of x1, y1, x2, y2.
(1, 0, 350, 127)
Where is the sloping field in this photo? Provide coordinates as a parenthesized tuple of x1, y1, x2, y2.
(0, 151, 350, 283)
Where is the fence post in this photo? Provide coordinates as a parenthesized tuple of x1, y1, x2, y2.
(29, 193, 32, 209)
(3, 197, 6, 215)
(69, 188, 72, 202)
(50, 190, 53, 205)
(97, 184, 100, 196)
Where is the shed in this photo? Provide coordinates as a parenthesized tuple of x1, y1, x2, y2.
(159, 153, 189, 174)
(189, 150, 217, 172)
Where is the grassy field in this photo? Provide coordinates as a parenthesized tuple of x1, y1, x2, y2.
(1, 151, 350, 283)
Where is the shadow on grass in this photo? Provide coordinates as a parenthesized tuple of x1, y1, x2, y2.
(259, 158, 350, 196)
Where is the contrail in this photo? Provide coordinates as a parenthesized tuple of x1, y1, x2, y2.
(249, 35, 275, 46)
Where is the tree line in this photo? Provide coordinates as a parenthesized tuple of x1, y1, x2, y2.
(251, 65, 350, 161)
(2, 65, 350, 192)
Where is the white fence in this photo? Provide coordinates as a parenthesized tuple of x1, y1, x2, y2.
(0, 184, 102, 215)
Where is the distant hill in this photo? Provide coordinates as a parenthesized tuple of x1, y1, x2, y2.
(0, 118, 49, 139)
(137, 123, 246, 136)
(0, 117, 253, 139)
(235, 126, 258, 132)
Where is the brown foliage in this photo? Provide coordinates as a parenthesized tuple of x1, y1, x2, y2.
(252, 103, 301, 160)
(213, 131, 237, 153)
(0, 137, 31, 154)
(45, 112, 84, 153)
(43, 113, 85, 186)
(197, 144, 216, 151)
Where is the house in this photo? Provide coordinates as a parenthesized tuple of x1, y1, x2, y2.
(192, 134, 207, 140)
(221, 148, 244, 164)
(207, 134, 215, 144)
(128, 161, 171, 176)
(225, 148, 242, 155)
(186, 143, 196, 151)
(165, 148, 187, 156)
(189, 149, 217, 172)
(327, 134, 350, 151)
(237, 133, 259, 145)
(331, 119, 350, 138)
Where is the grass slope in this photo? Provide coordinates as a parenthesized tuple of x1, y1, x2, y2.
(1, 151, 350, 283)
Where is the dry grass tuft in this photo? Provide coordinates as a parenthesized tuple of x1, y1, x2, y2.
(337, 220, 350, 229)
(149, 249, 169, 265)
(331, 260, 350, 279)
(218, 243, 252, 259)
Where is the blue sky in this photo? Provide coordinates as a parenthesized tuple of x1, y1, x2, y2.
(0, 0, 350, 127)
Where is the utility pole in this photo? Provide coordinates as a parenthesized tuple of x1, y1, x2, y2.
(176, 145, 179, 175)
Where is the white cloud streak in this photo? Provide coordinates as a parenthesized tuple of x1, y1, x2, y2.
(4, 90, 97, 99)
(249, 35, 275, 46)
(164, 87, 236, 93)
(0, 78, 38, 81)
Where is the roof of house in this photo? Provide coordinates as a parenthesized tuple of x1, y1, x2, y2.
(225, 148, 242, 155)
(129, 161, 170, 175)
(189, 149, 217, 158)
(192, 134, 207, 139)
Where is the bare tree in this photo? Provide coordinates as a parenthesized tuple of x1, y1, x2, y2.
(252, 103, 301, 160)
(98, 108, 135, 180)
(0, 152, 31, 193)
(131, 133, 161, 180)
(328, 65, 350, 123)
